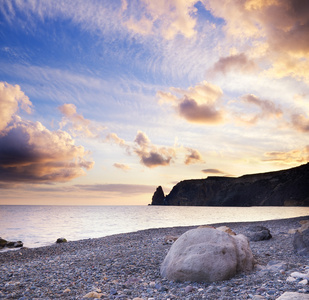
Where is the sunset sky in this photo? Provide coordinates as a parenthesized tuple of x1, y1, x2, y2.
(0, 0, 309, 205)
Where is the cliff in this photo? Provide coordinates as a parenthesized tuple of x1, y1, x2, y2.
(151, 163, 309, 206)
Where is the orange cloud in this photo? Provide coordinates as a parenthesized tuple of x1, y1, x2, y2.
(106, 132, 131, 154)
(58, 103, 105, 138)
(122, 0, 198, 39)
(263, 146, 309, 164)
(184, 148, 204, 165)
(157, 81, 225, 124)
(0, 82, 94, 184)
(206, 0, 309, 82)
(290, 113, 309, 132)
(0, 82, 32, 131)
(113, 163, 131, 171)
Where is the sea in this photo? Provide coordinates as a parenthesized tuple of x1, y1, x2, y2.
(0, 205, 308, 250)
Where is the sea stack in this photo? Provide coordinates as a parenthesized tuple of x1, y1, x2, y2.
(151, 186, 165, 205)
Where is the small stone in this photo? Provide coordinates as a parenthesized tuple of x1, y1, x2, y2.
(286, 276, 297, 283)
(83, 291, 103, 298)
(110, 288, 118, 295)
(267, 288, 277, 295)
(149, 282, 156, 288)
(221, 287, 229, 292)
(252, 296, 266, 300)
(256, 287, 267, 293)
(185, 285, 193, 293)
(164, 235, 178, 244)
(63, 288, 71, 293)
(299, 279, 308, 285)
(265, 260, 288, 272)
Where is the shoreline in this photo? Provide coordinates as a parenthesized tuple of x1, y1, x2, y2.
(1, 215, 309, 299)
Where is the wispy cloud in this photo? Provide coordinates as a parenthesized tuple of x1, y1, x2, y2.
(201, 168, 227, 176)
(290, 113, 309, 133)
(263, 146, 309, 164)
(58, 103, 106, 138)
(234, 94, 283, 125)
(113, 163, 131, 171)
(122, 0, 198, 39)
(75, 183, 156, 195)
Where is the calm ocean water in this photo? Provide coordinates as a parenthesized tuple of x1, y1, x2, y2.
(0, 205, 308, 249)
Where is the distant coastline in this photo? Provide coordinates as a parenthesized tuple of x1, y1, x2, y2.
(151, 163, 309, 206)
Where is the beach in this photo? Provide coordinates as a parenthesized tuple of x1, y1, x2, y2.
(1, 216, 308, 300)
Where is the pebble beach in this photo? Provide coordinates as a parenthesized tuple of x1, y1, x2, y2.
(1, 216, 309, 300)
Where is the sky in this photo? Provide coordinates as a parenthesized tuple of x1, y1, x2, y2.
(0, 0, 309, 205)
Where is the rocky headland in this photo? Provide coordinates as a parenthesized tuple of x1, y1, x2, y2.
(1, 216, 309, 299)
(151, 163, 309, 206)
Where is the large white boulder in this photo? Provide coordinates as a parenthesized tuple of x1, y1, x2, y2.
(276, 292, 309, 300)
(160, 227, 254, 282)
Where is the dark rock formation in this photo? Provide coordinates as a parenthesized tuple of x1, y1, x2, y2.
(0, 238, 7, 248)
(247, 226, 272, 241)
(151, 163, 309, 206)
(56, 238, 67, 243)
(151, 186, 165, 205)
(0, 238, 23, 249)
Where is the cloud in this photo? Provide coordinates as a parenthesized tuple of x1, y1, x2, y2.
(210, 53, 258, 75)
(157, 81, 225, 124)
(201, 168, 226, 175)
(178, 97, 223, 124)
(133, 131, 176, 168)
(106, 132, 131, 154)
(206, 0, 309, 82)
(107, 130, 204, 168)
(235, 94, 282, 125)
(185, 148, 204, 165)
(113, 163, 131, 171)
(263, 146, 309, 164)
(75, 183, 156, 195)
(290, 113, 309, 132)
(58, 103, 106, 138)
(0, 82, 94, 184)
(0, 82, 32, 131)
(122, 0, 198, 39)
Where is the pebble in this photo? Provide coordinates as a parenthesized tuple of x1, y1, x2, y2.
(185, 285, 193, 293)
(299, 279, 308, 285)
(0, 216, 308, 300)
